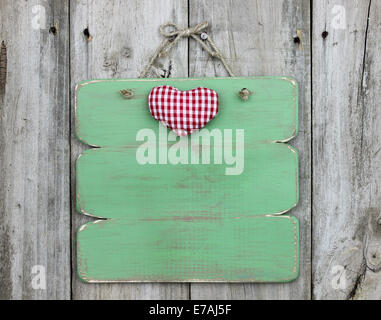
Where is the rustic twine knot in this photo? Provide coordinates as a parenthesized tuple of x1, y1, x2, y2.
(158, 22, 209, 58)
(139, 21, 235, 78)
(238, 88, 252, 101)
(120, 89, 134, 99)
(159, 21, 208, 38)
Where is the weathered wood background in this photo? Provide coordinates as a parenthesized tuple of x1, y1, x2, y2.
(0, 0, 379, 300)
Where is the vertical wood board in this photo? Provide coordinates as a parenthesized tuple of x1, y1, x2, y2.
(189, 0, 311, 299)
(70, 0, 190, 299)
(0, 0, 70, 299)
(313, 0, 381, 299)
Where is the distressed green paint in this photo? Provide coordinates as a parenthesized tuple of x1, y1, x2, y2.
(75, 77, 298, 147)
(75, 77, 300, 282)
(78, 216, 299, 282)
(77, 143, 298, 219)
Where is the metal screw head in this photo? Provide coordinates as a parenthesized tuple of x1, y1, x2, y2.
(200, 32, 208, 40)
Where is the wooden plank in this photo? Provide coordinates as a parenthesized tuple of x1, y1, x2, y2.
(78, 216, 299, 282)
(70, 0, 189, 299)
(189, 0, 311, 299)
(77, 143, 298, 220)
(0, 1, 70, 299)
(75, 77, 297, 147)
(313, 0, 381, 299)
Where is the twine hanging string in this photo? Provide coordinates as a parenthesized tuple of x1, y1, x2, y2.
(139, 21, 235, 78)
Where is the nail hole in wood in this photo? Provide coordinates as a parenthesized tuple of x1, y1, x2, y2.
(49, 26, 57, 35)
(293, 36, 300, 44)
(322, 31, 329, 39)
(83, 28, 92, 41)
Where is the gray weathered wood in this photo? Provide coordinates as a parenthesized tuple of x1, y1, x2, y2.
(189, 0, 311, 299)
(2, 0, 381, 300)
(70, 0, 190, 299)
(313, 0, 381, 299)
(0, 0, 70, 299)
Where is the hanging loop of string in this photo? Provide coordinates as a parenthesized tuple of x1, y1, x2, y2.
(139, 21, 235, 78)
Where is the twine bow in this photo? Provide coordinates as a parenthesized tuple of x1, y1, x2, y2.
(139, 21, 235, 78)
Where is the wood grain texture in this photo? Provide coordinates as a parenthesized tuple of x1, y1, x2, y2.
(189, 0, 311, 299)
(0, 1, 70, 299)
(313, 0, 381, 299)
(3, 0, 380, 300)
(77, 143, 298, 220)
(70, 0, 189, 299)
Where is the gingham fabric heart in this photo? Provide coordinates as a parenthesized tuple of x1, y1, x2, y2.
(148, 85, 219, 136)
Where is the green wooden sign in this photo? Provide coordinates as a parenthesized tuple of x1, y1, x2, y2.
(75, 77, 299, 282)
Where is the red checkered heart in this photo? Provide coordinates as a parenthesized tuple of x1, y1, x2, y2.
(148, 85, 219, 136)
